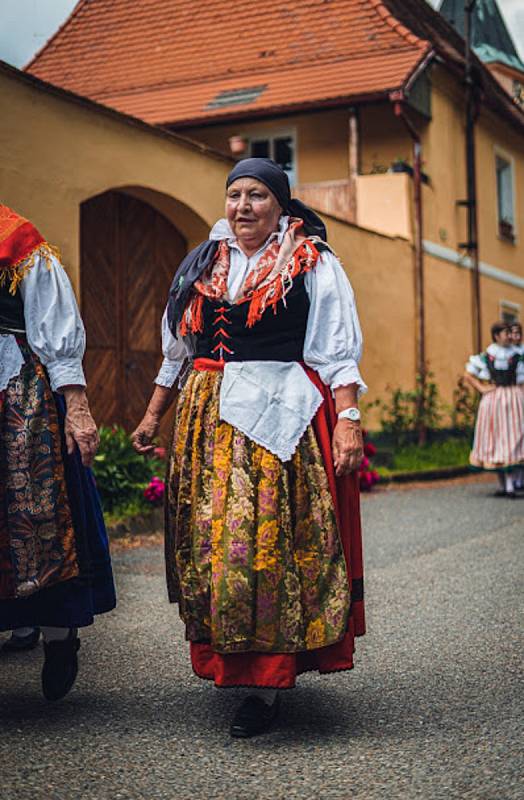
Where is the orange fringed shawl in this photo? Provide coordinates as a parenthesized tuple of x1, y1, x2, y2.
(0, 205, 58, 294)
(180, 218, 321, 337)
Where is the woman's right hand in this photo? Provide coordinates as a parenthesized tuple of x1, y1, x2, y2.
(479, 383, 496, 395)
(131, 412, 160, 454)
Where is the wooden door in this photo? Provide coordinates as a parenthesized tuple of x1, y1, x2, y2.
(81, 191, 186, 435)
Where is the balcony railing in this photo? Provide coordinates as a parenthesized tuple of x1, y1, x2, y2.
(295, 173, 412, 240)
(294, 179, 356, 224)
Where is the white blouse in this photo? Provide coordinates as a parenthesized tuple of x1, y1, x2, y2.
(466, 342, 524, 384)
(154, 217, 367, 461)
(0, 251, 86, 392)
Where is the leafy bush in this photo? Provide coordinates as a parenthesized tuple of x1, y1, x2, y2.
(92, 426, 166, 514)
(364, 371, 444, 447)
(450, 376, 479, 432)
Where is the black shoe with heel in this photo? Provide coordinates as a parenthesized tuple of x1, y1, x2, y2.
(2, 628, 41, 653)
(230, 694, 280, 738)
(41, 630, 80, 701)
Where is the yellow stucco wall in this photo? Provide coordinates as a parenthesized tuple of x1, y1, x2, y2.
(421, 67, 524, 275)
(0, 67, 231, 292)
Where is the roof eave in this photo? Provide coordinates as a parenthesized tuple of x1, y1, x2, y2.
(161, 88, 405, 129)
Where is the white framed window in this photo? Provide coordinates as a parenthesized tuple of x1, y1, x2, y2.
(499, 299, 521, 324)
(494, 147, 516, 243)
(248, 131, 297, 186)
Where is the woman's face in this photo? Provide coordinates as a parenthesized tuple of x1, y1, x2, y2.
(226, 178, 282, 252)
(510, 325, 522, 345)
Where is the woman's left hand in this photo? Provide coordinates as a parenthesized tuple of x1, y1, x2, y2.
(62, 388, 100, 467)
(332, 420, 364, 477)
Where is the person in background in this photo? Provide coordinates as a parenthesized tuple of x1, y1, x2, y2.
(464, 322, 524, 498)
(0, 204, 116, 699)
(132, 158, 366, 738)
(509, 321, 524, 491)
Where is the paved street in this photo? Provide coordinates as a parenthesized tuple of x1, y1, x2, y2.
(1, 477, 523, 800)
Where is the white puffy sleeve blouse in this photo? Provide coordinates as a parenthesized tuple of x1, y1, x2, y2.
(0, 252, 87, 392)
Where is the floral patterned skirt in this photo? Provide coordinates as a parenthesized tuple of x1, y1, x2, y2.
(166, 367, 355, 677)
(0, 339, 116, 628)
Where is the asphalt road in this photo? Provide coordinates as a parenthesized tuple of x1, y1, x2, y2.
(1, 476, 523, 800)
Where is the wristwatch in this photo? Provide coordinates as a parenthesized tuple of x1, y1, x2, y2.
(338, 407, 361, 422)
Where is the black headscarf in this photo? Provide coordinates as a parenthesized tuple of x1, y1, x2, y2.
(167, 158, 327, 334)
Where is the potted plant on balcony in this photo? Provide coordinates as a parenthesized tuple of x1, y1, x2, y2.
(499, 217, 515, 242)
(389, 157, 414, 177)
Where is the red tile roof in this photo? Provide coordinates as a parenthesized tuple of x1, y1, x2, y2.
(26, 0, 430, 126)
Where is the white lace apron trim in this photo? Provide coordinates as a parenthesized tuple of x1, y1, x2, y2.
(0, 334, 25, 391)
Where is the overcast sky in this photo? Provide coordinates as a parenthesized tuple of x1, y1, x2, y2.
(0, 0, 522, 69)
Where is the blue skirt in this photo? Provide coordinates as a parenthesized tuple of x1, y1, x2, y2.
(0, 350, 116, 630)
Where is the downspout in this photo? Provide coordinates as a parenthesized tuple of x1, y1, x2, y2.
(390, 91, 426, 445)
(463, 0, 482, 353)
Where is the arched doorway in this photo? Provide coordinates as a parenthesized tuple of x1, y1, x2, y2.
(80, 190, 186, 433)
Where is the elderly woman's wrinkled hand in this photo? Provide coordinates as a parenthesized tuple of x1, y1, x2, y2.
(63, 389, 100, 468)
(332, 420, 363, 477)
(131, 413, 160, 455)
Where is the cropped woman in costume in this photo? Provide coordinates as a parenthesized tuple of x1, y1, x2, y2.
(0, 205, 116, 699)
(509, 321, 524, 491)
(132, 159, 366, 737)
(464, 321, 524, 497)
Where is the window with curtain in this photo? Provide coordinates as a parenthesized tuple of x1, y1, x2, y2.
(495, 154, 515, 241)
(249, 133, 296, 186)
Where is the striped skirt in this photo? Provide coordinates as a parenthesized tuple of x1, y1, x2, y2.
(470, 385, 524, 470)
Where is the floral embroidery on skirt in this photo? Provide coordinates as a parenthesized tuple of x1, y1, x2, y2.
(0, 340, 78, 600)
(165, 369, 351, 654)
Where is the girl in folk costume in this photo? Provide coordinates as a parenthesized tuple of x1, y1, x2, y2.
(0, 205, 115, 699)
(132, 159, 366, 738)
(464, 321, 524, 498)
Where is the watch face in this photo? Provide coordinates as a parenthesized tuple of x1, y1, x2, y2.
(340, 407, 360, 421)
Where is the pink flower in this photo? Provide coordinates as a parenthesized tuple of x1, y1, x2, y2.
(364, 442, 377, 457)
(154, 447, 167, 460)
(144, 476, 165, 504)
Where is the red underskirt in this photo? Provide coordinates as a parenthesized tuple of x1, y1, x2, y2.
(190, 360, 365, 688)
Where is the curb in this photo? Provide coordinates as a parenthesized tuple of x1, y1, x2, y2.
(378, 465, 471, 484)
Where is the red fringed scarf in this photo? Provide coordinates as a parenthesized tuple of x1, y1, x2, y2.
(0, 205, 57, 294)
(180, 219, 321, 336)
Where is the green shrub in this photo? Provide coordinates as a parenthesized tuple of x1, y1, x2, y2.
(364, 371, 444, 447)
(92, 425, 165, 514)
(450, 376, 479, 432)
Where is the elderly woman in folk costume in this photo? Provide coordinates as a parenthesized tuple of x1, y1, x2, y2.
(132, 159, 366, 738)
(0, 205, 115, 699)
(464, 321, 524, 498)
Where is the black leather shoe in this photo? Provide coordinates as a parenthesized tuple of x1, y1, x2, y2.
(2, 628, 41, 652)
(41, 630, 80, 702)
(230, 695, 280, 738)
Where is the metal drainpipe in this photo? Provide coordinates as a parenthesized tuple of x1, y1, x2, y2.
(391, 94, 427, 445)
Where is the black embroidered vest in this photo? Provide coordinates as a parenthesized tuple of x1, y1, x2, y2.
(194, 272, 310, 362)
(0, 283, 25, 333)
(484, 352, 520, 386)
